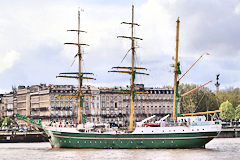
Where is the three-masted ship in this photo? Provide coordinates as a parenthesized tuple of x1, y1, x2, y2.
(17, 5, 222, 149)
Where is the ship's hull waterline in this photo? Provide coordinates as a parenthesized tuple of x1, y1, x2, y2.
(46, 130, 219, 149)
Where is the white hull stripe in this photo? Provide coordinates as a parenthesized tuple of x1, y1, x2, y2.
(53, 135, 216, 140)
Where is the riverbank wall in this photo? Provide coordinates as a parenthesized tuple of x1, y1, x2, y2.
(0, 132, 48, 143)
(217, 127, 240, 138)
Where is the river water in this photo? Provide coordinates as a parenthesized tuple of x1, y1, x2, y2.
(0, 138, 240, 160)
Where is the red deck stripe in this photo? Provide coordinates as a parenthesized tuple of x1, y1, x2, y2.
(54, 134, 216, 140)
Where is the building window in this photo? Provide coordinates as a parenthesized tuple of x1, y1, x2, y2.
(51, 110, 54, 116)
(119, 96, 121, 101)
(65, 111, 68, 117)
(97, 103, 99, 108)
(106, 96, 109, 101)
(51, 102, 54, 108)
(110, 96, 113, 101)
(102, 96, 105, 101)
(55, 103, 58, 110)
(92, 97, 95, 100)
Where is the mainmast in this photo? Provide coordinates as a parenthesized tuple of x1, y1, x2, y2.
(57, 10, 95, 124)
(109, 4, 148, 132)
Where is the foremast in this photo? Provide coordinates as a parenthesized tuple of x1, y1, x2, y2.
(109, 4, 148, 132)
(57, 10, 95, 124)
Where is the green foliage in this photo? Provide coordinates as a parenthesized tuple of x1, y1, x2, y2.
(1, 117, 14, 127)
(0, 118, 3, 126)
(216, 87, 240, 109)
(219, 101, 235, 121)
(235, 105, 240, 120)
(179, 83, 218, 114)
(168, 82, 240, 117)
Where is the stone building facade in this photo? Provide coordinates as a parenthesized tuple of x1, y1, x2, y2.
(0, 94, 4, 118)
(98, 85, 174, 127)
(0, 84, 175, 127)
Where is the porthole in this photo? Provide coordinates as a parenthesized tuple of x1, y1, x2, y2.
(152, 131, 154, 132)
(90, 141, 92, 143)
(77, 141, 79, 143)
(171, 141, 174, 143)
(84, 141, 86, 143)
(95, 141, 97, 143)
(121, 141, 122, 143)
(69, 141, 71, 143)
(113, 141, 115, 144)
(131, 141, 133, 143)
(183, 130, 184, 131)
(141, 141, 143, 143)
(162, 141, 165, 143)
(100, 141, 102, 143)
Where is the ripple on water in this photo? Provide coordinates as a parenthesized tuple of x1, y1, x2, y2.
(0, 138, 240, 160)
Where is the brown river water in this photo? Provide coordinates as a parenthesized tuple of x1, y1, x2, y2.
(0, 138, 239, 160)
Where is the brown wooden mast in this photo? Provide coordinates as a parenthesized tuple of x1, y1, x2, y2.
(173, 18, 180, 122)
(56, 10, 95, 124)
(172, 19, 212, 121)
(109, 4, 148, 132)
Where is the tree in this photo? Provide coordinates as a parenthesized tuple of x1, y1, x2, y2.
(219, 100, 235, 121)
(179, 83, 218, 114)
(0, 118, 3, 126)
(216, 88, 240, 109)
(1, 117, 14, 127)
(235, 105, 240, 120)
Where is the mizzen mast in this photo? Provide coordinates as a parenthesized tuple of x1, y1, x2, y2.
(57, 10, 95, 124)
(109, 4, 148, 132)
(173, 18, 180, 122)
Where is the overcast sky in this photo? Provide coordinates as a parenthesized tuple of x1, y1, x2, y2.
(0, 0, 239, 93)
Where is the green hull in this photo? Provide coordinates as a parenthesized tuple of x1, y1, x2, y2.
(46, 130, 219, 149)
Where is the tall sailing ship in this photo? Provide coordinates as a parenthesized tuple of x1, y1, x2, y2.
(16, 5, 222, 149)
